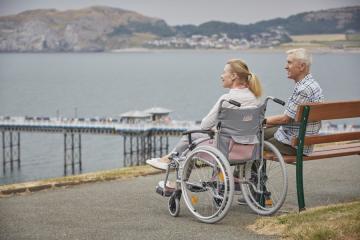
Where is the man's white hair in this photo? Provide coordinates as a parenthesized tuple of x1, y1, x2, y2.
(286, 48, 312, 67)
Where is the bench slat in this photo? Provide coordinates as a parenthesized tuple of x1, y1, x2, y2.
(265, 142, 360, 163)
(295, 100, 360, 122)
(313, 142, 360, 151)
(291, 131, 360, 146)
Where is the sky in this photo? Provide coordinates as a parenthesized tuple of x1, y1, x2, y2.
(0, 0, 359, 25)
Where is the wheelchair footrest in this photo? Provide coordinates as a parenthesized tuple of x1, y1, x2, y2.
(156, 185, 173, 197)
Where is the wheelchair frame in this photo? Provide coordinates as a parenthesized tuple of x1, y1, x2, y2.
(157, 96, 288, 223)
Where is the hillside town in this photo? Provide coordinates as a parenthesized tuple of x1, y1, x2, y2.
(144, 28, 291, 49)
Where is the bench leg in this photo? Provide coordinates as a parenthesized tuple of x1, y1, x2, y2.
(295, 105, 310, 212)
(296, 154, 306, 211)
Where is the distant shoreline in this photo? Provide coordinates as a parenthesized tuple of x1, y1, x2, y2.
(1, 47, 360, 54)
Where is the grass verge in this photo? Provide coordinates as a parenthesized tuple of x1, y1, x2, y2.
(0, 165, 162, 196)
(248, 200, 360, 240)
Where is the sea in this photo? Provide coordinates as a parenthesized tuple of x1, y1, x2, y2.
(0, 50, 359, 185)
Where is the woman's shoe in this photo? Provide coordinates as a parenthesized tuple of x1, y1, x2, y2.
(156, 180, 176, 197)
(237, 193, 246, 205)
(158, 180, 176, 189)
(146, 156, 171, 170)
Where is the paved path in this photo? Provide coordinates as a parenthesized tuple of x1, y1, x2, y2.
(1, 156, 359, 240)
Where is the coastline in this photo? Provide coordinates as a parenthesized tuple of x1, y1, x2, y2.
(1, 46, 360, 55)
(107, 46, 360, 54)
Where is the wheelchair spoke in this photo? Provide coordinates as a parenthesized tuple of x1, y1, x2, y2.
(181, 146, 234, 223)
(241, 141, 288, 216)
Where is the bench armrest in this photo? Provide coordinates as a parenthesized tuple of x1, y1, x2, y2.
(266, 123, 301, 128)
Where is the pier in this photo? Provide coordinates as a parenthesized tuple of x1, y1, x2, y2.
(1, 113, 358, 177)
(0, 115, 196, 175)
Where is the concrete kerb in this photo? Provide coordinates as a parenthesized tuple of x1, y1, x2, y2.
(0, 165, 163, 197)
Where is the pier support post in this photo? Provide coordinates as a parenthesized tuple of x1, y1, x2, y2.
(147, 133, 152, 159)
(122, 131, 173, 167)
(123, 135, 127, 166)
(159, 135, 169, 157)
(130, 135, 133, 166)
(2, 131, 20, 173)
(123, 134, 136, 167)
(152, 135, 156, 158)
(64, 131, 82, 175)
(136, 136, 140, 166)
(166, 135, 169, 154)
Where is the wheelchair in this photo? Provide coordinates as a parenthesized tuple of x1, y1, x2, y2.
(156, 96, 288, 223)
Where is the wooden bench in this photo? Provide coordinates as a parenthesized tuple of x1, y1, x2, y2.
(266, 100, 360, 211)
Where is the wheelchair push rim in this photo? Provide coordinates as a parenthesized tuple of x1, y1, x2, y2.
(241, 141, 288, 215)
(181, 146, 234, 223)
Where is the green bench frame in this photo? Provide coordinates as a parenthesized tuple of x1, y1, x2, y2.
(267, 100, 360, 211)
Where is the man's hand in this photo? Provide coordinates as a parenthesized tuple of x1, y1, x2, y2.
(266, 114, 292, 126)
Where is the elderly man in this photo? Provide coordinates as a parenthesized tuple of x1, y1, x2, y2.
(265, 48, 324, 155)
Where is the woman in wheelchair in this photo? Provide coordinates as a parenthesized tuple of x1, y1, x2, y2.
(146, 59, 288, 223)
(146, 58, 262, 174)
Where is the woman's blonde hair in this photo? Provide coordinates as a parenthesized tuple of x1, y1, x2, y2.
(227, 59, 262, 98)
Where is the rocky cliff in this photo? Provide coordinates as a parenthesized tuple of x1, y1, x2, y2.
(0, 6, 174, 52)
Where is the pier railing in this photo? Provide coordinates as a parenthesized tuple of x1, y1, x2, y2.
(0, 116, 197, 175)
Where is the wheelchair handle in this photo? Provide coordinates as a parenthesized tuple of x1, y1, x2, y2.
(218, 99, 242, 113)
(228, 99, 241, 107)
(264, 96, 285, 107)
(273, 98, 285, 106)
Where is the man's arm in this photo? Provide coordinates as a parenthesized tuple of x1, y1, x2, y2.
(266, 114, 292, 126)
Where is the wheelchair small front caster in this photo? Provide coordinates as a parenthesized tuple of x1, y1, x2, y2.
(168, 191, 181, 217)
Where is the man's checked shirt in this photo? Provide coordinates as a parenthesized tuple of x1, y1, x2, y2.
(274, 74, 324, 155)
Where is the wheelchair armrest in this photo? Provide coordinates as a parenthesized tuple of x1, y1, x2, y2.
(182, 130, 215, 145)
(182, 129, 215, 138)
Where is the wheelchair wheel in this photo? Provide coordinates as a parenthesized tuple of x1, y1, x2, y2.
(241, 141, 287, 215)
(168, 191, 181, 217)
(181, 145, 234, 223)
